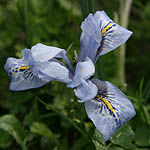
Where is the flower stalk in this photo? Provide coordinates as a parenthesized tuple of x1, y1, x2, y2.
(116, 0, 133, 88)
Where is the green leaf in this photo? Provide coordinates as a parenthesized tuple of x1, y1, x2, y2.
(30, 122, 59, 139)
(92, 129, 105, 145)
(80, 0, 89, 19)
(22, 134, 34, 150)
(0, 129, 13, 148)
(89, 0, 96, 13)
(108, 146, 124, 150)
(111, 124, 135, 149)
(135, 125, 150, 146)
(92, 129, 106, 150)
(143, 79, 150, 101)
(92, 141, 106, 150)
(0, 114, 24, 146)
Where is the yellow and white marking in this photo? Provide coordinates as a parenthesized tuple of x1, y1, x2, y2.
(97, 95, 116, 116)
(101, 23, 113, 36)
(11, 66, 30, 77)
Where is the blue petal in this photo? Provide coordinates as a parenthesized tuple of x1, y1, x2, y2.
(74, 79, 98, 102)
(78, 14, 102, 62)
(62, 55, 74, 73)
(36, 59, 72, 83)
(31, 43, 74, 72)
(84, 78, 136, 141)
(31, 43, 66, 62)
(78, 11, 133, 63)
(67, 57, 95, 88)
(22, 49, 39, 76)
(93, 11, 133, 61)
(4, 57, 50, 91)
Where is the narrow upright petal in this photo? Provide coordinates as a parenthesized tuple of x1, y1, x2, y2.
(74, 79, 98, 102)
(84, 78, 136, 141)
(67, 57, 95, 88)
(78, 14, 102, 62)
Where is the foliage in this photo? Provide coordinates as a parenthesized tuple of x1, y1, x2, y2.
(0, 0, 150, 149)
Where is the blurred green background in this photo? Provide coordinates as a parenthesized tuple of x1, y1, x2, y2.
(0, 0, 150, 149)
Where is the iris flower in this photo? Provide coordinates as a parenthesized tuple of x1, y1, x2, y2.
(4, 10, 136, 141)
(4, 43, 73, 91)
(67, 11, 136, 141)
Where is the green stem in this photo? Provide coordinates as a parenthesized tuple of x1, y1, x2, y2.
(116, 0, 132, 88)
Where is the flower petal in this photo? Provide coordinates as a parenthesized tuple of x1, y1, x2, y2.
(31, 43, 74, 73)
(74, 79, 98, 102)
(78, 14, 102, 62)
(84, 78, 136, 141)
(4, 57, 50, 91)
(67, 57, 95, 88)
(36, 59, 72, 83)
(78, 11, 133, 63)
(63, 55, 74, 72)
(94, 11, 133, 61)
(31, 43, 66, 62)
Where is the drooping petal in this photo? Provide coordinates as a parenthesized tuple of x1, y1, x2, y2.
(78, 14, 102, 62)
(31, 43, 66, 62)
(67, 57, 95, 88)
(84, 78, 136, 141)
(36, 59, 72, 83)
(4, 57, 50, 91)
(93, 11, 133, 61)
(74, 79, 98, 102)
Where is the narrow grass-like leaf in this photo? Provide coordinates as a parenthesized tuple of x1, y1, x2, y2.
(137, 78, 149, 124)
(80, 0, 89, 19)
(89, 0, 96, 13)
(143, 79, 150, 101)
(30, 122, 60, 139)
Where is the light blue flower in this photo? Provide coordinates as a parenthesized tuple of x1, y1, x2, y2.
(4, 43, 73, 91)
(67, 10, 136, 141)
(78, 10, 133, 63)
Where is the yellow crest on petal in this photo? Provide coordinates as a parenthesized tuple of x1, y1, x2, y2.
(101, 23, 113, 36)
(96, 95, 116, 116)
